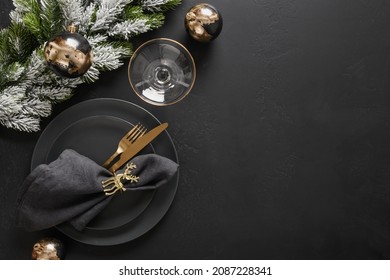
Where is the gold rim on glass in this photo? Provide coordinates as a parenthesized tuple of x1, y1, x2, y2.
(127, 38, 196, 106)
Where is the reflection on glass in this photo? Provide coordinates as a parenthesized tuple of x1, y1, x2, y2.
(128, 38, 196, 106)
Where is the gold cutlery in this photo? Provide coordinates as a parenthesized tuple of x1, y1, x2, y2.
(109, 122, 168, 173)
(102, 123, 147, 168)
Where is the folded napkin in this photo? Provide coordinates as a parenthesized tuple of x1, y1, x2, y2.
(16, 149, 178, 231)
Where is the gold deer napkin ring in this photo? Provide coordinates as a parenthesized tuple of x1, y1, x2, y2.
(101, 163, 139, 196)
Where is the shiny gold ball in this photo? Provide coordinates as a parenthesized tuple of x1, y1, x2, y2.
(32, 238, 65, 260)
(44, 27, 92, 78)
(185, 3, 223, 42)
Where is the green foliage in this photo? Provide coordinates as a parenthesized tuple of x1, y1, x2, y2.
(21, 0, 64, 42)
(0, 0, 181, 132)
(138, 0, 182, 12)
(0, 23, 38, 88)
(7, 23, 39, 63)
(109, 41, 134, 55)
(39, 0, 64, 39)
(124, 5, 165, 29)
(158, 0, 182, 12)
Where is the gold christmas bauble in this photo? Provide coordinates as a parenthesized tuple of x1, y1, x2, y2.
(32, 237, 65, 260)
(44, 25, 92, 78)
(185, 3, 223, 42)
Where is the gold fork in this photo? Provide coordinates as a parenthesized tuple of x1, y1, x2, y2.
(102, 123, 147, 168)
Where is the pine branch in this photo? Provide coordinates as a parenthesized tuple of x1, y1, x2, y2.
(13, 0, 38, 13)
(125, 5, 165, 29)
(20, 0, 43, 41)
(139, 0, 181, 12)
(48, 72, 84, 88)
(39, 0, 64, 39)
(0, 62, 25, 89)
(81, 65, 100, 83)
(0, 88, 24, 116)
(1, 0, 181, 132)
(35, 85, 74, 102)
(22, 49, 48, 86)
(57, 0, 84, 26)
(7, 23, 39, 63)
(123, 5, 144, 19)
(108, 18, 148, 39)
(92, 42, 132, 70)
(111, 5, 164, 39)
(0, 113, 41, 132)
(57, 0, 96, 33)
(0, 23, 38, 65)
(19, 0, 64, 42)
(90, 0, 133, 32)
(20, 97, 52, 117)
(87, 34, 109, 46)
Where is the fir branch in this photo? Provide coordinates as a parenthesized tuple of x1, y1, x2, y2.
(0, 113, 40, 132)
(123, 5, 144, 19)
(22, 49, 48, 86)
(39, 0, 64, 39)
(20, 0, 64, 42)
(82, 3, 98, 32)
(86, 34, 109, 46)
(20, 97, 52, 117)
(13, 0, 38, 13)
(20, 0, 42, 41)
(9, 10, 24, 23)
(0, 62, 25, 88)
(0, 89, 24, 116)
(90, 42, 133, 73)
(1, 85, 26, 98)
(0, 28, 11, 64)
(1, 0, 181, 132)
(7, 23, 39, 63)
(35, 85, 74, 102)
(0, 24, 37, 67)
(110, 7, 164, 39)
(109, 41, 133, 54)
(90, 0, 133, 32)
(108, 18, 148, 39)
(140, 0, 181, 12)
(57, 0, 84, 26)
(81, 65, 100, 83)
(57, 0, 95, 33)
(49, 75, 84, 89)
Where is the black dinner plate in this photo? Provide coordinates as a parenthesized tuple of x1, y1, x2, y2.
(47, 115, 156, 231)
(31, 98, 179, 246)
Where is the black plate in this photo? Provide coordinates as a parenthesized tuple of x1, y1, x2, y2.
(31, 98, 179, 245)
(47, 115, 155, 231)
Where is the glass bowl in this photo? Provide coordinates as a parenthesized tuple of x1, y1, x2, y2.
(128, 38, 196, 106)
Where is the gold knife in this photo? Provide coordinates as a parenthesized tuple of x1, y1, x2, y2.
(108, 122, 168, 173)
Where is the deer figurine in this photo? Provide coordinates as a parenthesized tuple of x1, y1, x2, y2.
(102, 163, 139, 196)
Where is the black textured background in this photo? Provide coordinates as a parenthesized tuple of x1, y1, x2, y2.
(1, 0, 390, 259)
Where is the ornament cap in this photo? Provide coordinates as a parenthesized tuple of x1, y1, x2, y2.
(67, 24, 78, 33)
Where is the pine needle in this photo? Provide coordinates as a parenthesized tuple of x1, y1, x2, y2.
(0, 0, 181, 132)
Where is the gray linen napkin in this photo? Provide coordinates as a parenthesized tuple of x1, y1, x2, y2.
(16, 149, 178, 231)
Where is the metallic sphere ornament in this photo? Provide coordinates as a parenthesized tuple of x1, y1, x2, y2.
(32, 237, 65, 260)
(44, 24, 92, 78)
(185, 3, 223, 42)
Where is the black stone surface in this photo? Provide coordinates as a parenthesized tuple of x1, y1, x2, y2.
(1, 0, 390, 259)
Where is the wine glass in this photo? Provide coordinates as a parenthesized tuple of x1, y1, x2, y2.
(128, 38, 196, 106)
